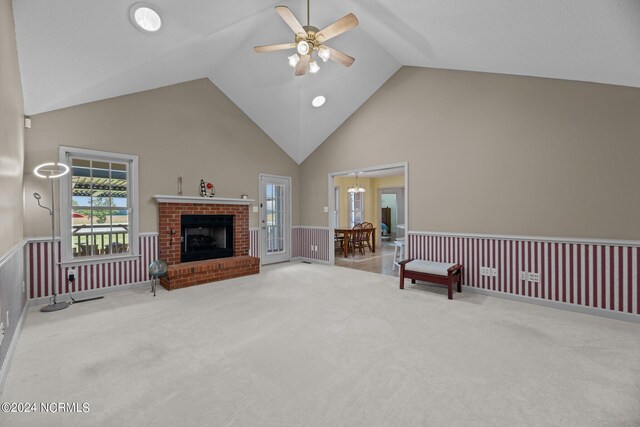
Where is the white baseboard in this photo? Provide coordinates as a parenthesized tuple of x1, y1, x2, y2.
(0, 302, 28, 397)
(28, 280, 152, 307)
(463, 285, 640, 323)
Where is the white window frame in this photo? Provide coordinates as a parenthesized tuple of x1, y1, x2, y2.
(348, 192, 365, 228)
(59, 146, 139, 266)
(334, 186, 340, 228)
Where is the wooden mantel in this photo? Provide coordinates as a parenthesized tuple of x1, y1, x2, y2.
(152, 195, 255, 205)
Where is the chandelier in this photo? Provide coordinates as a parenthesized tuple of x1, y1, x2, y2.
(347, 172, 365, 193)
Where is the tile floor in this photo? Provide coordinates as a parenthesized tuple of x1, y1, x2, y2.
(334, 240, 399, 277)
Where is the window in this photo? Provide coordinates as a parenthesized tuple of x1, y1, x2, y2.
(265, 182, 286, 254)
(348, 192, 364, 228)
(334, 186, 340, 228)
(59, 147, 139, 265)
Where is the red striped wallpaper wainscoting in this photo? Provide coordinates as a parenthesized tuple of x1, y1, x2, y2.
(249, 228, 259, 258)
(408, 232, 639, 316)
(25, 234, 158, 300)
(292, 227, 330, 262)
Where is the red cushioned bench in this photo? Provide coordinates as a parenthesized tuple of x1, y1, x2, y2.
(399, 259, 463, 300)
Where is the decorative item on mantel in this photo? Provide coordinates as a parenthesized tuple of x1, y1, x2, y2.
(199, 179, 216, 198)
(241, 194, 248, 200)
(177, 175, 183, 196)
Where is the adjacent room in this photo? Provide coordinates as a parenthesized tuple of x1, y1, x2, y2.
(1, 1, 639, 425)
(331, 165, 406, 276)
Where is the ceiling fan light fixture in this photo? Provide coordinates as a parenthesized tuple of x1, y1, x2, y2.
(288, 54, 300, 67)
(296, 40, 310, 55)
(254, 4, 359, 76)
(318, 46, 330, 62)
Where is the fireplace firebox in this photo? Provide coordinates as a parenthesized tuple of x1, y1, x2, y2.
(181, 215, 233, 262)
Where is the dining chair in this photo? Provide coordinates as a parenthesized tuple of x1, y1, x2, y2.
(334, 230, 345, 255)
(361, 222, 374, 252)
(349, 223, 366, 256)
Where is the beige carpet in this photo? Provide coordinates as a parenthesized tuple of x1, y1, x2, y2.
(1, 262, 639, 426)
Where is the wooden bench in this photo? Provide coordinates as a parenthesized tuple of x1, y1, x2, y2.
(399, 259, 463, 300)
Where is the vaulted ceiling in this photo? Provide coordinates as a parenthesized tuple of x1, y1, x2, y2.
(12, 0, 640, 163)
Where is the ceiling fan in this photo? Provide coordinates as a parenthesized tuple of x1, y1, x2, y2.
(254, 0, 359, 76)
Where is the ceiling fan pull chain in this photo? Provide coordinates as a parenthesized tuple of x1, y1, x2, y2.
(307, 0, 310, 27)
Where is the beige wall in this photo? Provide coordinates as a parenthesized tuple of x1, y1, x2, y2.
(301, 67, 640, 240)
(0, 0, 25, 255)
(24, 79, 300, 236)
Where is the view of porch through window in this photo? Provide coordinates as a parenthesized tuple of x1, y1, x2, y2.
(265, 183, 286, 254)
(71, 158, 130, 257)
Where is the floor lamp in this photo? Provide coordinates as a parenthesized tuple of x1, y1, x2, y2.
(33, 162, 70, 312)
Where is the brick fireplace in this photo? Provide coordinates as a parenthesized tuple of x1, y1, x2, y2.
(154, 195, 260, 290)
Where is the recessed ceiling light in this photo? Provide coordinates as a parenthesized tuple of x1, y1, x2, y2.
(312, 96, 326, 108)
(130, 3, 162, 33)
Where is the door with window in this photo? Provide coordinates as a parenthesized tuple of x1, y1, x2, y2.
(259, 174, 291, 265)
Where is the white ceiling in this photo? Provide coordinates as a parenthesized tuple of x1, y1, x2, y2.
(13, 0, 640, 164)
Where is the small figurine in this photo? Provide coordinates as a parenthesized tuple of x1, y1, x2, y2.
(200, 179, 216, 197)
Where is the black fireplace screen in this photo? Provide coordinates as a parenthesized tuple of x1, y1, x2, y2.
(181, 215, 233, 262)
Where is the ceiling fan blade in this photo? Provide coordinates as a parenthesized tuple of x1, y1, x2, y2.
(327, 47, 355, 67)
(275, 6, 306, 37)
(254, 43, 297, 53)
(295, 54, 310, 76)
(316, 13, 359, 43)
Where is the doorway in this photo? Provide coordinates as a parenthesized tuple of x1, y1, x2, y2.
(379, 188, 405, 241)
(328, 162, 408, 277)
(259, 174, 291, 265)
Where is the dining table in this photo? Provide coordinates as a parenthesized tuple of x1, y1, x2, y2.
(334, 227, 376, 258)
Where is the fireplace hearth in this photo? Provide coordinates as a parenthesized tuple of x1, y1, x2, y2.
(181, 214, 233, 262)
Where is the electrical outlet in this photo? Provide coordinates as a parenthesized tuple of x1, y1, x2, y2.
(310, 245, 314, 251)
(480, 267, 492, 276)
(520, 271, 527, 281)
(5, 311, 9, 329)
(528, 272, 540, 283)
(314, 245, 318, 251)
(492, 268, 498, 277)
